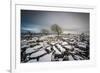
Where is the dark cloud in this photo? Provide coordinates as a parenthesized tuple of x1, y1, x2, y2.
(21, 10, 89, 34)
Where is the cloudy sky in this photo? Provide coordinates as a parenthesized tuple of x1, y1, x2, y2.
(21, 10, 89, 34)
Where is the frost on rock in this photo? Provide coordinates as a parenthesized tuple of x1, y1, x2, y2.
(25, 45, 43, 54)
(30, 50, 46, 58)
(21, 33, 89, 63)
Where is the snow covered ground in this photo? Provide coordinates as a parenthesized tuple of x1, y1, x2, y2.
(21, 35, 89, 63)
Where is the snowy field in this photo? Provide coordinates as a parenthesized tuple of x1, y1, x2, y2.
(21, 34, 89, 63)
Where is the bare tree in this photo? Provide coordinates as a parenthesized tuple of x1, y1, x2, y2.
(41, 29, 49, 35)
(51, 24, 62, 38)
